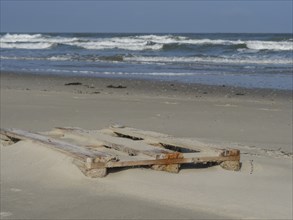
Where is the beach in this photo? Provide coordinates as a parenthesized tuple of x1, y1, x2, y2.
(1, 71, 292, 219)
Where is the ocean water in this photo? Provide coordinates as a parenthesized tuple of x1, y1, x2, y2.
(0, 33, 292, 90)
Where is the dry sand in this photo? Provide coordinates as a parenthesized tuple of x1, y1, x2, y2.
(1, 72, 292, 219)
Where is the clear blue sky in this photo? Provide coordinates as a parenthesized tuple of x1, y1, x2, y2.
(1, 0, 292, 33)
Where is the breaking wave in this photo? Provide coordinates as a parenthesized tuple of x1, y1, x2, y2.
(2, 54, 291, 66)
(246, 41, 292, 51)
(0, 42, 54, 49)
(13, 67, 196, 77)
(1, 33, 292, 51)
(124, 56, 293, 65)
(1, 33, 43, 42)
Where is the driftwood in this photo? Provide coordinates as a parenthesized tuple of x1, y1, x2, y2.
(0, 126, 241, 178)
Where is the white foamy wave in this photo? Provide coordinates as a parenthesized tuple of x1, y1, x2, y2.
(184, 39, 244, 45)
(102, 71, 195, 76)
(138, 35, 186, 40)
(136, 35, 188, 44)
(1, 33, 292, 51)
(1, 33, 42, 41)
(1, 33, 79, 44)
(125, 56, 292, 65)
(246, 41, 292, 51)
(135, 36, 293, 51)
(0, 56, 43, 60)
(68, 38, 163, 51)
(1, 34, 164, 50)
(0, 42, 54, 49)
(16, 68, 195, 77)
(0, 55, 72, 61)
(135, 35, 243, 45)
(2, 54, 291, 65)
(0, 33, 245, 50)
(1, 33, 44, 43)
(47, 55, 72, 61)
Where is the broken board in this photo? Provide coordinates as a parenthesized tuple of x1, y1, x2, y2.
(0, 125, 241, 178)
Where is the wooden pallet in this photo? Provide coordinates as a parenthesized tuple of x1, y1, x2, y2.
(0, 125, 240, 177)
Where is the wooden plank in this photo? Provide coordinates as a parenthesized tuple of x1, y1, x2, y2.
(53, 127, 179, 159)
(0, 128, 116, 163)
(108, 126, 223, 154)
(93, 155, 240, 168)
(72, 159, 107, 178)
(51, 127, 139, 156)
(44, 127, 143, 157)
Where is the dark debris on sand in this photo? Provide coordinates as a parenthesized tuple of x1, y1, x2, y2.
(107, 85, 127, 89)
(65, 82, 82, 86)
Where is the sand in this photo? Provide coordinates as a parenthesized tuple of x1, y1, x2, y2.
(1, 71, 292, 219)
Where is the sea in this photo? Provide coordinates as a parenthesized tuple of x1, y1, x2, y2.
(0, 33, 292, 90)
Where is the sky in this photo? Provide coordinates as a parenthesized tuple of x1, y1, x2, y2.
(0, 0, 292, 33)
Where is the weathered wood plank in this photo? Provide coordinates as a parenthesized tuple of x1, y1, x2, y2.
(47, 127, 137, 157)
(108, 126, 223, 154)
(53, 127, 180, 159)
(72, 159, 107, 178)
(94, 155, 240, 168)
(0, 128, 116, 162)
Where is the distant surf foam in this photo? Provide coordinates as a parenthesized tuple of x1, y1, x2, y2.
(12, 67, 196, 77)
(1, 33, 292, 51)
(124, 56, 293, 65)
(2, 54, 291, 65)
(0, 42, 54, 49)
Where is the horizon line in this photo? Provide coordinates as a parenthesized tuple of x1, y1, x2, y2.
(1, 31, 292, 34)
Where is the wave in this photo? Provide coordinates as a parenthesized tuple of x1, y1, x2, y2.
(1, 33, 43, 42)
(0, 55, 72, 61)
(246, 41, 292, 51)
(0, 42, 54, 49)
(2, 54, 291, 65)
(124, 56, 292, 65)
(14, 67, 196, 77)
(1, 33, 292, 51)
(0, 55, 125, 62)
(102, 71, 195, 76)
(67, 41, 162, 51)
(1, 33, 79, 43)
(0, 33, 164, 51)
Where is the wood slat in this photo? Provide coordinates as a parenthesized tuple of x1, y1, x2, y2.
(0, 128, 116, 162)
(109, 126, 223, 154)
(53, 127, 180, 159)
(94, 155, 240, 168)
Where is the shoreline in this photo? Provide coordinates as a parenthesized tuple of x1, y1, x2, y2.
(1, 70, 292, 100)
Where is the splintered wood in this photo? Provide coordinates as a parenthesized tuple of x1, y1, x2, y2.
(0, 125, 241, 178)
